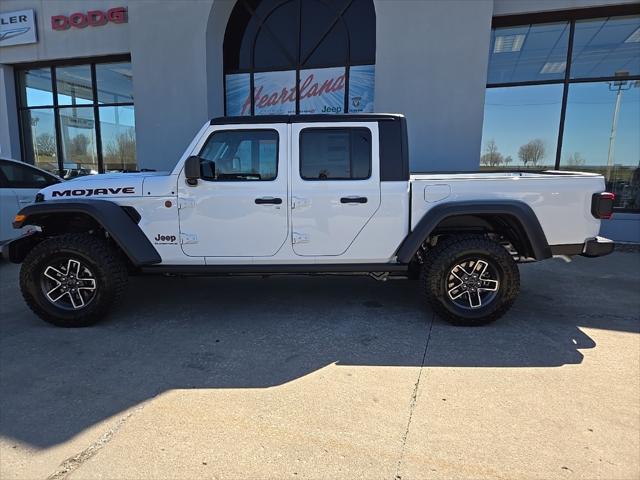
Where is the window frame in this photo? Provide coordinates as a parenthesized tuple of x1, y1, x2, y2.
(196, 128, 280, 182)
(14, 54, 134, 176)
(299, 126, 372, 181)
(223, 0, 376, 116)
(488, 4, 640, 212)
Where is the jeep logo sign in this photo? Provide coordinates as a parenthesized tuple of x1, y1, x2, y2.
(0, 10, 37, 47)
(51, 7, 127, 31)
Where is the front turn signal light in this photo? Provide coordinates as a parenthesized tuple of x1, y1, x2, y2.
(14, 214, 27, 224)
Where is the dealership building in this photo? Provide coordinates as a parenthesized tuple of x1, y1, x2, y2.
(0, 0, 639, 241)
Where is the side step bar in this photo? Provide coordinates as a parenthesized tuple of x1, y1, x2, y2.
(140, 263, 409, 275)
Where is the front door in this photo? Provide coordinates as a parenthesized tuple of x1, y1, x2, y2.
(178, 125, 288, 257)
(290, 122, 381, 256)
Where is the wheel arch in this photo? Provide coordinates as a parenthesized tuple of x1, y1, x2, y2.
(6, 200, 161, 266)
(396, 200, 552, 263)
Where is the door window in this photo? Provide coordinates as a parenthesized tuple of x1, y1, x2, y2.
(300, 128, 371, 180)
(198, 130, 278, 181)
(0, 161, 59, 189)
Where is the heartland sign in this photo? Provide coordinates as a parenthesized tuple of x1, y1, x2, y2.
(250, 70, 346, 116)
(51, 7, 127, 31)
(225, 65, 375, 116)
(0, 10, 37, 47)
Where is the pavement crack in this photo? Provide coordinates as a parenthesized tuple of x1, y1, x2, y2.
(394, 312, 434, 480)
(45, 403, 145, 480)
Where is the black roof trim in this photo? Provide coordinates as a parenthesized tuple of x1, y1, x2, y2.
(210, 114, 405, 125)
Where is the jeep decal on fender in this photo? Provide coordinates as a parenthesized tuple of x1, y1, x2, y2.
(154, 234, 177, 244)
(52, 187, 136, 197)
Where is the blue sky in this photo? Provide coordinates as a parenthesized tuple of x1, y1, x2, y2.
(482, 82, 639, 168)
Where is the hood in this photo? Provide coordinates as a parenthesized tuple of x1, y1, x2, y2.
(39, 171, 170, 201)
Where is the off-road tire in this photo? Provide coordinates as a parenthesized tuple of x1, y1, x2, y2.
(420, 235, 520, 326)
(20, 233, 128, 327)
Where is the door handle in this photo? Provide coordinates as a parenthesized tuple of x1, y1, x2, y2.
(255, 197, 283, 205)
(340, 196, 368, 204)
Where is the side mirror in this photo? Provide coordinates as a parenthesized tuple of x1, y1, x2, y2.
(184, 155, 201, 186)
(201, 160, 216, 180)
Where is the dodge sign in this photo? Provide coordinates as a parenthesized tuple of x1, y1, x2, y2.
(0, 10, 37, 47)
(51, 7, 128, 31)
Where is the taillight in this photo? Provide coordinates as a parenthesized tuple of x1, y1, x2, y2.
(591, 192, 615, 220)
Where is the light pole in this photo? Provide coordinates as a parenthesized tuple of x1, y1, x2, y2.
(31, 116, 40, 160)
(606, 71, 634, 183)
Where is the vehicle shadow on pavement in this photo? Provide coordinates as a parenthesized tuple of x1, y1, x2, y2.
(0, 253, 638, 448)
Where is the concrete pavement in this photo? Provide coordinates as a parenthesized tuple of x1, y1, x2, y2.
(0, 252, 639, 479)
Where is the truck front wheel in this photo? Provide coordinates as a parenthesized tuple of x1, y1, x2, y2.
(421, 235, 520, 326)
(19, 233, 128, 327)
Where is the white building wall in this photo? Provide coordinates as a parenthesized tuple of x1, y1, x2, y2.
(126, 0, 212, 172)
(374, 0, 494, 172)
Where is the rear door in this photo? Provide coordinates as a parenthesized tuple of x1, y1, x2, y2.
(290, 122, 381, 256)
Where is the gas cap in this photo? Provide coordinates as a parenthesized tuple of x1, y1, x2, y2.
(424, 184, 451, 203)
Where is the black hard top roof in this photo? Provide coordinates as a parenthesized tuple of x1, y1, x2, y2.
(210, 113, 405, 125)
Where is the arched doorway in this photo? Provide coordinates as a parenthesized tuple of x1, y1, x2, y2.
(223, 0, 376, 116)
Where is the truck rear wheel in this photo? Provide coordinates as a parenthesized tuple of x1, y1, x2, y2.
(420, 235, 520, 326)
(20, 233, 128, 327)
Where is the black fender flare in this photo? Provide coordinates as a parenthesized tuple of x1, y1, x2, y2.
(395, 200, 552, 263)
(7, 200, 161, 266)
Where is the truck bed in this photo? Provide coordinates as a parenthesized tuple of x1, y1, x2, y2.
(409, 170, 605, 247)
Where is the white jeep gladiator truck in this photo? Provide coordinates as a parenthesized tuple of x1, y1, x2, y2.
(4, 114, 615, 327)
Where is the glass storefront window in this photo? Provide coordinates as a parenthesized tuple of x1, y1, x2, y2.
(58, 108, 99, 178)
(253, 70, 297, 115)
(16, 58, 135, 175)
(571, 16, 640, 79)
(299, 67, 345, 114)
(224, 0, 375, 115)
(300, 0, 348, 67)
(488, 22, 570, 84)
(100, 106, 137, 172)
(482, 13, 640, 212)
(19, 109, 59, 174)
(56, 65, 93, 105)
(96, 62, 134, 104)
(481, 85, 563, 169)
(253, 1, 298, 70)
(18, 69, 54, 107)
(348, 65, 375, 113)
(560, 81, 640, 209)
(225, 73, 251, 116)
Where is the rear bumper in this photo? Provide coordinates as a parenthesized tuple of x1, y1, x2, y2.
(582, 236, 615, 257)
(550, 236, 615, 258)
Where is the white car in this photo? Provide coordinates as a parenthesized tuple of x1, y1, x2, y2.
(3, 114, 615, 327)
(0, 158, 60, 244)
